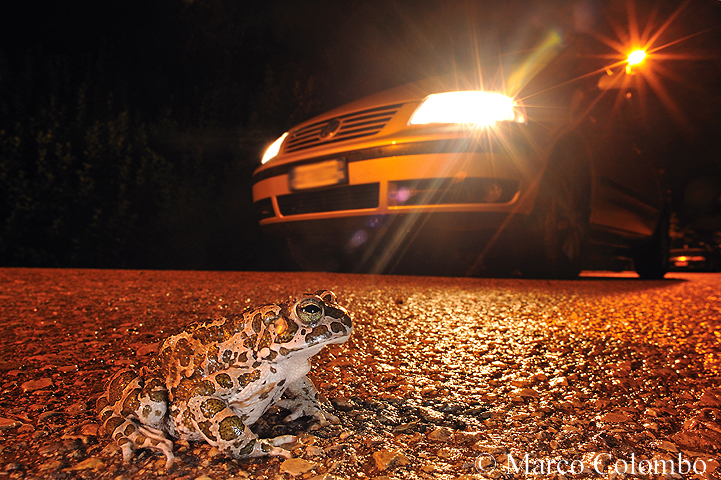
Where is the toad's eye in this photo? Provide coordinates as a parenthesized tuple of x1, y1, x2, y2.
(303, 304, 321, 314)
(296, 299, 324, 325)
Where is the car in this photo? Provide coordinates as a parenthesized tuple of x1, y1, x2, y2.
(252, 35, 670, 278)
(669, 244, 720, 272)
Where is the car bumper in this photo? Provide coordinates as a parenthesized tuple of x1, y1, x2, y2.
(252, 138, 543, 227)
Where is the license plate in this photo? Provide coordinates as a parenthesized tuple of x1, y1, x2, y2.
(674, 261, 688, 267)
(289, 159, 347, 190)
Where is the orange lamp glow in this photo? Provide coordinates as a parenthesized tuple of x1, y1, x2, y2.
(626, 50, 647, 74)
(627, 50, 646, 66)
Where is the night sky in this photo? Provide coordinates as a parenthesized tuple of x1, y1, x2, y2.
(1, 0, 721, 269)
(8, 0, 717, 118)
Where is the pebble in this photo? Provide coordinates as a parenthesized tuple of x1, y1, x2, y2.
(66, 402, 87, 415)
(69, 457, 104, 470)
(427, 426, 452, 442)
(416, 406, 444, 423)
(39, 459, 66, 472)
(372, 448, 411, 471)
(656, 440, 679, 452)
(0, 417, 22, 431)
(420, 385, 438, 397)
(699, 388, 721, 407)
(600, 412, 631, 423)
(436, 446, 457, 459)
(550, 377, 569, 387)
(135, 342, 160, 356)
(452, 431, 482, 444)
(280, 458, 317, 476)
(20, 377, 53, 393)
(462, 406, 486, 415)
(17, 424, 35, 434)
(80, 423, 99, 436)
(507, 388, 540, 402)
(472, 442, 508, 454)
(4, 463, 23, 472)
(38, 439, 83, 456)
(392, 420, 420, 433)
(306, 445, 324, 456)
(61, 432, 91, 445)
(330, 397, 355, 411)
(671, 430, 716, 453)
(38, 411, 64, 421)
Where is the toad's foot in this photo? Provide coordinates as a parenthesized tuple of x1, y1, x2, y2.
(277, 376, 339, 426)
(254, 435, 297, 459)
(276, 398, 340, 426)
(115, 422, 175, 469)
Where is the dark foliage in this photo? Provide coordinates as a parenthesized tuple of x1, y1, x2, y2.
(0, 0, 325, 269)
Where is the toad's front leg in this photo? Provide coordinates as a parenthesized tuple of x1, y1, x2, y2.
(186, 397, 295, 459)
(275, 376, 339, 425)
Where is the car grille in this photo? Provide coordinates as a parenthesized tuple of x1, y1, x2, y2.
(254, 197, 275, 219)
(390, 178, 519, 205)
(283, 104, 403, 154)
(276, 183, 380, 216)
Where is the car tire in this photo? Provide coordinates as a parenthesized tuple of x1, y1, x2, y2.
(632, 208, 669, 279)
(523, 138, 591, 279)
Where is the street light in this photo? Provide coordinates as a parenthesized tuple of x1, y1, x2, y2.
(626, 49, 647, 73)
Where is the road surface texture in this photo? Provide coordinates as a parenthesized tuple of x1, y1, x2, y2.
(0, 268, 720, 480)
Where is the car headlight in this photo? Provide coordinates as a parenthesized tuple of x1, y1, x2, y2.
(408, 91, 523, 127)
(261, 132, 288, 164)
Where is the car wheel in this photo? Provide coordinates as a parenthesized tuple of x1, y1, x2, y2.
(523, 139, 591, 279)
(632, 208, 669, 279)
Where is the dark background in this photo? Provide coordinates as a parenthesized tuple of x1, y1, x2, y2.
(1, 0, 720, 270)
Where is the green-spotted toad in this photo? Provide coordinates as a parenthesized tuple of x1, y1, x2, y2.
(96, 290, 352, 468)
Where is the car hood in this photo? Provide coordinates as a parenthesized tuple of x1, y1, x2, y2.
(301, 68, 523, 128)
(280, 33, 611, 141)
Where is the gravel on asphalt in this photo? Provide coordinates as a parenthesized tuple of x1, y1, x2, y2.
(0, 268, 719, 480)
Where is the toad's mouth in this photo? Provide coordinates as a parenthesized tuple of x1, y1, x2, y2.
(305, 324, 351, 347)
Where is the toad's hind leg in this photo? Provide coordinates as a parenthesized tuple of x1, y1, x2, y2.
(187, 396, 295, 459)
(97, 369, 175, 468)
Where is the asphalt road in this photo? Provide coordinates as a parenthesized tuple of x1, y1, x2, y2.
(0, 268, 720, 480)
